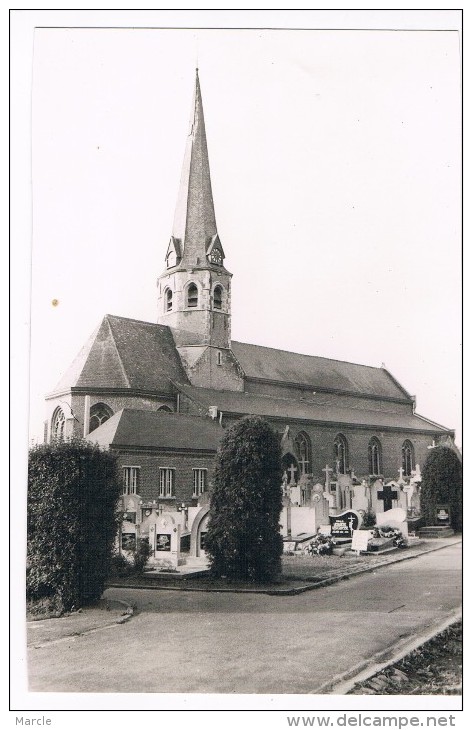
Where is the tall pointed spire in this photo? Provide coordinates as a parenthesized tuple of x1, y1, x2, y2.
(171, 69, 220, 267)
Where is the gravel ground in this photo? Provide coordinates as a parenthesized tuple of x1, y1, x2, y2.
(348, 621, 462, 695)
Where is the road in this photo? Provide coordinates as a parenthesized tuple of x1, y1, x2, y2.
(28, 542, 461, 694)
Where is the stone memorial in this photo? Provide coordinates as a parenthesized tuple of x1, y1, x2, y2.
(329, 509, 362, 542)
(351, 529, 374, 554)
(351, 481, 369, 513)
(148, 512, 182, 569)
(376, 507, 408, 538)
(435, 504, 451, 527)
(376, 482, 399, 512)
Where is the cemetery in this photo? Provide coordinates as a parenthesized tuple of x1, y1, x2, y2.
(116, 451, 457, 578)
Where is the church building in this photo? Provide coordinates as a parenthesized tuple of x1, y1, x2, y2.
(44, 70, 455, 551)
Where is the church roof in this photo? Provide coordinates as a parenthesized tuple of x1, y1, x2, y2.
(86, 408, 223, 451)
(231, 341, 411, 401)
(171, 69, 222, 268)
(175, 383, 452, 434)
(49, 315, 189, 396)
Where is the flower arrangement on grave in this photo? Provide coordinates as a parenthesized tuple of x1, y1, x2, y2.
(371, 525, 407, 548)
(305, 533, 336, 556)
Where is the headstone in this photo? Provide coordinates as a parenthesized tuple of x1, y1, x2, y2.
(351, 482, 369, 513)
(351, 529, 374, 553)
(376, 507, 408, 538)
(377, 482, 399, 512)
(435, 504, 451, 527)
(329, 509, 362, 541)
(148, 512, 181, 568)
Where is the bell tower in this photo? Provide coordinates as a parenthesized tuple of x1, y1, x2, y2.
(157, 70, 243, 391)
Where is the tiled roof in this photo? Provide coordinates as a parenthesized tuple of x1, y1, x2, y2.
(231, 341, 411, 401)
(176, 383, 451, 434)
(49, 315, 189, 395)
(87, 408, 223, 451)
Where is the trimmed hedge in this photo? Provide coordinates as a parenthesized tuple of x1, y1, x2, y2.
(205, 416, 283, 583)
(27, 439, 121, 610)
(420, 445, 462, 531)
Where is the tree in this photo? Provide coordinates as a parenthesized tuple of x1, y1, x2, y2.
(420, 445, 462, 531)
(27, 438, 121, 610)
(205, 416, 283, 582)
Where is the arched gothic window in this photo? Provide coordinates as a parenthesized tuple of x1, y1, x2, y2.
(89, 403, 113, 433)
(213, 285, 223, 310)
(165, 288, 173, 312)
(52, 407, 66, 441)
(295, 431, 312, 475)
(187, 283, 198, 308)
(334, 434, 349, 474)
(368, 437, 382, 476)
(402, 440, 415, 477)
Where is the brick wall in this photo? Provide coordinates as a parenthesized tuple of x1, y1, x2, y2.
(115, 448, 217, 504)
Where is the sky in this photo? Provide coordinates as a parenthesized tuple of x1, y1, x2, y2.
(26, 19, 462, 446)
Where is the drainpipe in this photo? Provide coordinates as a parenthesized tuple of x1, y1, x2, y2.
(83, 395, 90, 437)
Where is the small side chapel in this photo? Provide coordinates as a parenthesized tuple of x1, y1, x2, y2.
(44, 69, 456, 559)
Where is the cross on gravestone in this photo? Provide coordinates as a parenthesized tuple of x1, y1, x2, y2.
(377, 483, 399, 512)
(398, 467, 404, 481)
(322, 465, 333, 489)
(287, 464, 298, 484)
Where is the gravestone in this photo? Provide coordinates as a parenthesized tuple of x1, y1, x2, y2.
(435, 504, 451, 527)
(329, 509, 362, 542)
(148, 512, 181, 568)
(377, 482, 399, 512)
(376, 507, 408, 538)
(351, 529, 374, 554)
(351, 482, 369, 513)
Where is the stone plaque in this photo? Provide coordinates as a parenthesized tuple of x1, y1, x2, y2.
(156, 533, 172, 552)
(351, 530, 373, 553)
(435, 504, 451, 526)
(329, 510, 361, 539)
(121, 533, 136, 551)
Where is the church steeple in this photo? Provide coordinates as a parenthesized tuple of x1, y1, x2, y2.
(156, 71, 242, 394)
(166, 69, 225, 270)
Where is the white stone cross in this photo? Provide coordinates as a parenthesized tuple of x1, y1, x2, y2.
(398, 467, 404, 481)
(322, 464, 333, 489)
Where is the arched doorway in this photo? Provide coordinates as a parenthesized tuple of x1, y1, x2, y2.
(190, 506, 210, 557)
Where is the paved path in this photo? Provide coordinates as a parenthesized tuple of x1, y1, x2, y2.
(28, 541, 461, 694)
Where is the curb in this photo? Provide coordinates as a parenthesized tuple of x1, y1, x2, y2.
(105, 538, 461, 596)
(28, 599, 135, 649)
(312, 608, 463, 695)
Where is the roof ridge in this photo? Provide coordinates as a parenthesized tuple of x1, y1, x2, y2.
(106, 313, 170, 329)
(232, 340, 384, 371)
(105, 316, 131, 388)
